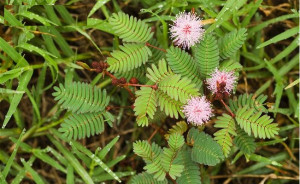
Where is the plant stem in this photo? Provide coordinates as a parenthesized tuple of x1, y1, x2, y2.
(120, 83, 156, 88)
(220, 99, 235, 117)
(145, 42, 167, 53)
(104, 70, 135, 98)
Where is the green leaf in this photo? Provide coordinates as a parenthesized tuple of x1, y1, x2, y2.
(52, 82, 109, 114)
(58, 112, 108, 140)
(214, 114, 236, 157)
(219, 28, 247, 59)
(193, 34, 219, 78)
(168, 133, 184, 151)
(107, 43, 152, 73)
(235, 106, 279, 139)
(146, 59, 173, 83)
(109, 12, 153, 42)
(159, 74, 199, 103)
(157, 90, 184, 119)
(175, 146, 201, 184)
(166, 46, 202, 85)
(234, 127, 256, 154)
(188, 128, 224, 166)
(130, 172, 168, 184)
(134, 87, 157, 127)
(229, 93, 268, 113)
(165, 121, 188, 140)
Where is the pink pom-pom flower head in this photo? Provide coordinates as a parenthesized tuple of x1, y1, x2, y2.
(170, 12, 205, 49)
(206, 69, 237, 99)
(182, 96, 213, 126)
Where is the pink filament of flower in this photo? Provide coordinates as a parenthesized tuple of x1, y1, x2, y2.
(183, 24, 191, 34)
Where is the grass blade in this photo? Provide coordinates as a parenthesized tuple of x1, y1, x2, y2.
(256, 27, 299, 49)
(88, 0, 110, 17)
(21, 157, 45, 184)
(48, 134, 94, 184)
(2, 129, 25, 178)
(2, 70, 33, 128)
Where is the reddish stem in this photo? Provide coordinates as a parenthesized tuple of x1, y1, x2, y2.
(147, 128, 159, 144)
(104, 70, 117, 79)
(146, 42, 167, 53)
(120, 83, 157, 88)
(220, 99, 235, 117)
(104, 70, 135, 99)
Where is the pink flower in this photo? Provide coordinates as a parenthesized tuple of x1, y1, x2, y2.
(170, 12, 205, 49)
(207, 69, 237, 95)
(182, 96, 213, 125)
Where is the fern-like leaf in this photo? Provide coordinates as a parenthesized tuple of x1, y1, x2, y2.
(175, 146, 201, 184)
(229, 93, 268, 113)
(134, 141, 166, 181)
(219, 60, 242, 74)
(157, 90, 184, 119)
(52, 82, 109, 114)
(213, 114, 237, 157)
(165, 121, 188, 140)
(235, 106, 279, 139)
(166, 46, 202, 86)
(193, 34, 219, 78)
(133, 141, 154, 162)
(188, 128, 224, 166)
(146, 59, 173, 84)
(149, 109, 167, 124)
(161, 133, 184, 180)
(114, 65, 147, 83)
(234, 127, 256, 154)
(168, 133, 185, 151)
(107, 43, 152, 73)
(130, 172, 168, 184)
(109, 12, 153, 43)
(219, 28, 247, 59)
(159, 74, 199, 103)
(59, 112, 110, 140)
(134, 87, 157, 127)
